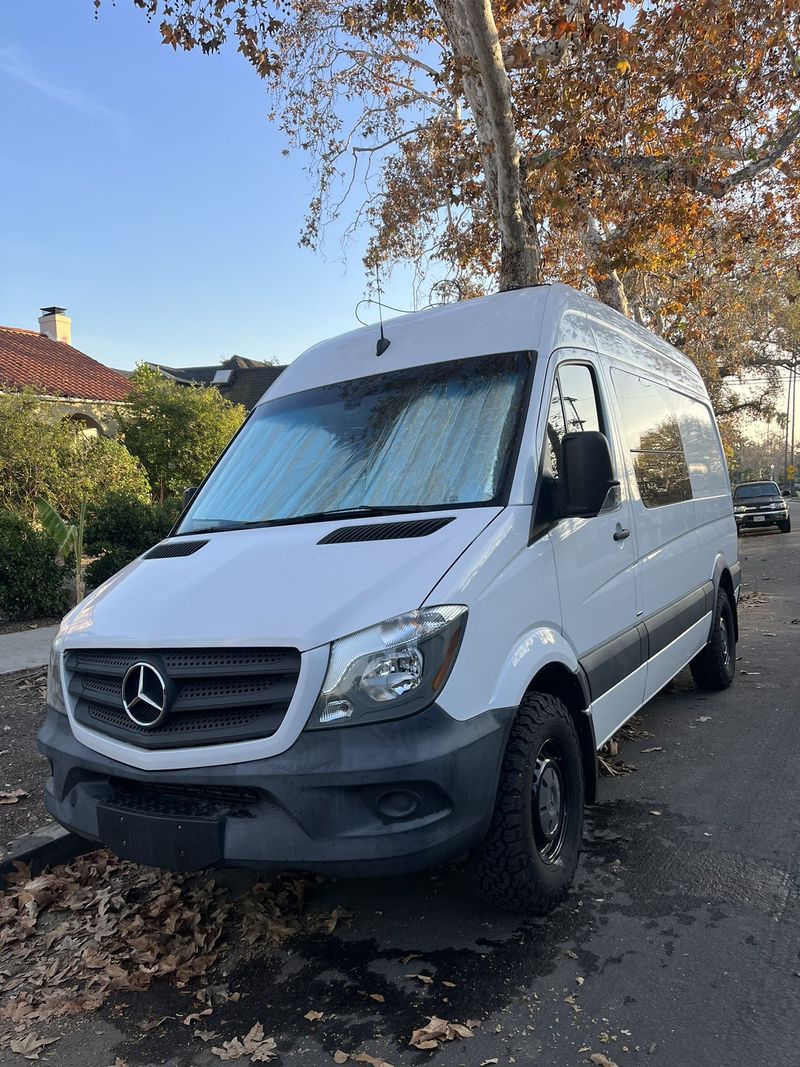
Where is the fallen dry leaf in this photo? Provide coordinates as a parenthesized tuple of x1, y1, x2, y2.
(441, 981, 456, 988)
(352, 1054, 393, 1067)
(137, 1016, 168, 1032)
(333, 1052, 349, 1064)
(649, 810, 663, 816)
(8, 1033, 59, 1060)
(368, 993, 385, 1003)
(641, 746, 663, 753)
(304, 1010, 324, 1022)
(0, 788, 29, 805)
(480, 1060, 499, 1066)
(406, 973, 434, 985)
(591, 1055, 620, 1067)
(409, 1016, 476, 1050)
(195, 1029, 218, 1042)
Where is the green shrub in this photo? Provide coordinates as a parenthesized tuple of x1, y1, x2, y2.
(121, 364, 244, 500)
(0, 391, 150, 523)
(0, 511, 67, 620)
(85, 493, 182, 588)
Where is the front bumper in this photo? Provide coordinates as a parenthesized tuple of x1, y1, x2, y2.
(38, 703, 513, 877)
(736, 510, 787, 530)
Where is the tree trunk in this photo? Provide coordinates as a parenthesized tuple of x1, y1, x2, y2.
(436, 0, 541, 291)
(593, 269, 630, 317)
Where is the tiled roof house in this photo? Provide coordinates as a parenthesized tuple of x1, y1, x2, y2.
(0, 307, 131, 434)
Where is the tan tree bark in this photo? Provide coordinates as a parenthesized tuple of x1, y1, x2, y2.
(436, 0, 540, 291)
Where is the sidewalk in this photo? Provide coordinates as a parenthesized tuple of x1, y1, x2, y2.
(0, 624, 59, 674)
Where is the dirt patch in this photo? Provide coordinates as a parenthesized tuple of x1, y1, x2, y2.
(0, 668, 50, 856)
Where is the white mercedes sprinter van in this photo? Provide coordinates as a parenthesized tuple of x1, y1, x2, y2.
(41, 284, 739, 911)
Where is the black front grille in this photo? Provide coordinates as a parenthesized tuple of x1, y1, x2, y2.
(318, 517, 455, 544)
(106, 779, 260, 818)
(65, 647, 301, 749)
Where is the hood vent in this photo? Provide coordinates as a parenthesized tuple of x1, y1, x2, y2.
(143, 540, 209, 559)
(318, 517, 455, 545)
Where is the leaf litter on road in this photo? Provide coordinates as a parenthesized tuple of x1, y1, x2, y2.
(0, 848, 347, 1055)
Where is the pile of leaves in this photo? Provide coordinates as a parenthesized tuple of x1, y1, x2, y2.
(0, 849, 327, 1052)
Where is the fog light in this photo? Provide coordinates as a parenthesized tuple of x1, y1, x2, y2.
(376, 789, 420, 820)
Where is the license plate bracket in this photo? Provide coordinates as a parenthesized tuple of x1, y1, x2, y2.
(97, 804, 224, 871)
(753, 515, 765, 522)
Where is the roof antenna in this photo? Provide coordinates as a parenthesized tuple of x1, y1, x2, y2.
(374, 263, 391, 357)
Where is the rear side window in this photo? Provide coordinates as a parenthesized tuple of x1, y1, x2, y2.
(612, 370, 728, 506)
(611, 371, 692, 508)
(671, 392, 729, 499)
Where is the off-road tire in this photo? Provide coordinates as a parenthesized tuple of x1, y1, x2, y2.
(469, 692, 584, 913)
(779, 518, 791, 533)
(689, 589, 736, 691)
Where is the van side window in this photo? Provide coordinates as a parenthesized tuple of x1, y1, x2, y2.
(669, 392, 728, 499)
(535, 363, 606, 533)
(611, 370, 693, 508)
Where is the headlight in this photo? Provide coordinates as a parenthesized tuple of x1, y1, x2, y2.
(47, 633, 67, 715)
(734, 506, 746, 514)
(307, 605, 468, 730)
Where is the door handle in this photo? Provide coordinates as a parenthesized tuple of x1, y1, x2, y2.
(613, 525, 631, 541)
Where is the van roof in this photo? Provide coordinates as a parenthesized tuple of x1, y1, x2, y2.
(264, 283, 705, 403)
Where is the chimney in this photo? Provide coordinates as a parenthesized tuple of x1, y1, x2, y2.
(38, 306, 72, 345)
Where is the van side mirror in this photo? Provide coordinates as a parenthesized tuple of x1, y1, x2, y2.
(182, 486, 198, 510)
(561, 432, 618, 519)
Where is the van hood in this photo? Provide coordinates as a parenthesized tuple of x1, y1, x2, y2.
(60, 509, 502, 652)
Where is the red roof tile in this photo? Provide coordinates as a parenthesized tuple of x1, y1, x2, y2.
(0, 327, 131, 403)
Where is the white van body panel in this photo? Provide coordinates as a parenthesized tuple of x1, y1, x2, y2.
(62, 509, 500, 653)
(427, 508, 570, 719)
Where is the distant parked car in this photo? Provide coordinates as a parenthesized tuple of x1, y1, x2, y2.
(733, 481, 791, 534)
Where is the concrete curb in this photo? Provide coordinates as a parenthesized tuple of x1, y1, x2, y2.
(0, 822, 93, 888)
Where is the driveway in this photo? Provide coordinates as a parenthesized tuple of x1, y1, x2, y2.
(2, 506, 798, 1066)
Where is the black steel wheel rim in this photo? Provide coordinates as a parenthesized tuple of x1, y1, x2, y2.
(532, 739, 568, 863)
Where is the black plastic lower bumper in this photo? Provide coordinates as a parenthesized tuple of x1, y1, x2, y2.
(38, 703, 514, 876)
(736, 514, 787, 530)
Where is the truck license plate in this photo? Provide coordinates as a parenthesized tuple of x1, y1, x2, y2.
(754, 515, 765, 522)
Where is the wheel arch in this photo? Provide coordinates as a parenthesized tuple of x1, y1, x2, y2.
(525, 662, 598, 805)
(712, 556, 739, 642)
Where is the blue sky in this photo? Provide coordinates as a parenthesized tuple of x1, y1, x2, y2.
(1, 0, 415, 370)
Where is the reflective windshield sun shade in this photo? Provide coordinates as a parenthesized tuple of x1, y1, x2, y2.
(179, 352, 532, 532)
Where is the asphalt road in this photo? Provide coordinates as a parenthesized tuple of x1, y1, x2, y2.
(4, 504, 799, 1067)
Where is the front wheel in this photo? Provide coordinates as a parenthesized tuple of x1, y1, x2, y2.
(690, 589, 736, 691)
(469, 692, 584, 913)
(779, 518, 791, 533)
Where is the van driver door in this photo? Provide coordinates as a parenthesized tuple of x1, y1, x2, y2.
(537, 353, 645, 745)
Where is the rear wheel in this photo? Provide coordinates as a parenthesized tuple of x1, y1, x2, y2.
(690, 589, 736, 691)
(469, 692, 584, 912)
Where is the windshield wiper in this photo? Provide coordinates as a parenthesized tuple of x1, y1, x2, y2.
(183, 505, 432, 535)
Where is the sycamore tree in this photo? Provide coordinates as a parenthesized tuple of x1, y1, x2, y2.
(115, 2, 800, 287)
(101, 1, 800, 407)
(121, 365, 246, 501)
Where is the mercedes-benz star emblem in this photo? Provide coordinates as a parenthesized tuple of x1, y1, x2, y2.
(121, 662, 169, 728)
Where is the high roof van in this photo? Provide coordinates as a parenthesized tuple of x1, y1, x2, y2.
(41, 284, 739, 911)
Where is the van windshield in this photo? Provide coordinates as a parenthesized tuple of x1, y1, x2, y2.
(733, 482, 780, 499)
(177, 351, 532, 534)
